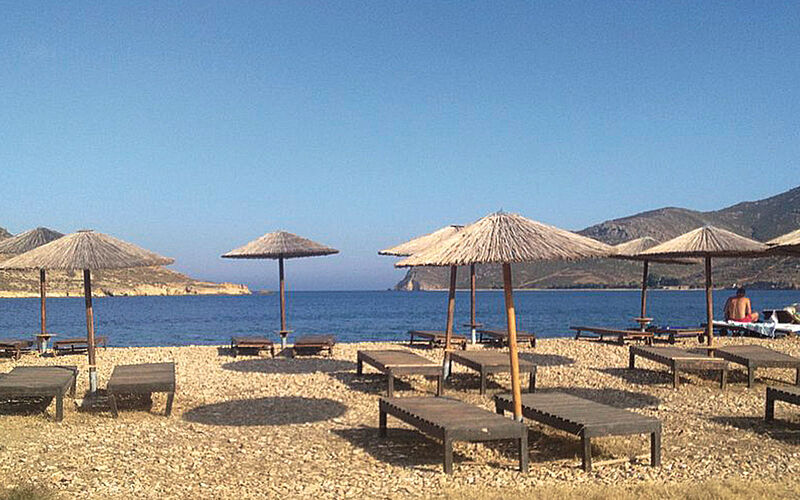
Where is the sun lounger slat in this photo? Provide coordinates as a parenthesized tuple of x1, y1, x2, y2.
(766, 385, 800, 422)
(477, 329, 536, 348)
(629, 346, 729, 389)
(107, 362, 175, 417)
(231, 336, 275, 357)
(379, 396, 528, 474)
(571, 326, 653, 345)
(0, 366, 77, 421)
(292, 335, 335, 357)
(408, 330, 467, 350)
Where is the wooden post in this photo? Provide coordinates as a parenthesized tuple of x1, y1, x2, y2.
(640, 260, 649, 320)
(39, 269, 47, 335)
(705, 256, 714, 346)
(444, 265, 457, 350)
(279, 256, 287, 348)
(470, 264, 477, 344)
(502, 263, 523, 421)
(84, 269, 98, 393)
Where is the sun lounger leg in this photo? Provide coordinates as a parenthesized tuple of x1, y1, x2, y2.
(796, 368, 800, 386)
(574, 329, 581, 340)
(55, 394, 64, 422)
(581, 433, 592, 472)
(765, 390, 775, 421)
(650, 431, 661, 467)
(747, 366, 755, 388)
(443, 434, 454, 474)
(165, 392, 175, 416)
(628, 349, 635, 369)
(109, 393, 119, 418)
(356, 358, 363, 376)
(387, 375, 394, 398)
(436, 375, 443, 397)
(720, 367, 727, 390)
(529, 367, 536, 393)
(519, 427, 529, 472)
(672, 367, 679, 389)
(379, 407, 387, 437)
(495, 401, 504, 415)
(480, 367, 487, 395)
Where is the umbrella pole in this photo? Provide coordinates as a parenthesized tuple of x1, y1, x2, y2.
(705, 256, 714, 346)
(39, 269, 48, 352)
(84, 269, 98, 393)
(442, 265, 457, 379)
(502, 263, 522, 421)
(640, 260, 649, 327)
(279, 257, 287, 349)
(470, 264, 477, 344)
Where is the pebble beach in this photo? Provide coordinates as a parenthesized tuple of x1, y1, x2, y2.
(3, 337, 800, 499)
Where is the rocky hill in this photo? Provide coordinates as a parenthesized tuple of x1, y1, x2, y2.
(0, 226, 250, 297)
(397, 186, 800, 290)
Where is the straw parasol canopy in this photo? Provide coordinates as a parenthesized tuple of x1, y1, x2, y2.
(0, 227, 64, 256)
(767, 228, 800, 255)
(0, 230, 174, 392)
(222, 231, 338, 348)
(380, 224, 488, 344)
(639, 226, 769, 345)
(379, 225, 463, 257)
(0, 227, 64, 344)
(397, 211, 613, 420)
(610, 237, 696, 322)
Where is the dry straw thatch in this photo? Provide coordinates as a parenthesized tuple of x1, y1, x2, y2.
(611, 237, 696, 265)
(379, 224, 463, 257)
(222, 231, 338, 260)
(639, 225, 768, 259)
(395, 212, 613, 268)
(0, 230, 174, 270)
(0, 227, 63, 255)
(767, 228, 800, 254)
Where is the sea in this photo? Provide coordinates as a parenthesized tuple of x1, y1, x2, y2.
(1, 290, 799, 347)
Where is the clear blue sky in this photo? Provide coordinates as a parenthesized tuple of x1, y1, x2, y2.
(2, 2, 798, 290)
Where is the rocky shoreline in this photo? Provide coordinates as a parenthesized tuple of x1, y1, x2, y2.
(2, 338, 800, 498)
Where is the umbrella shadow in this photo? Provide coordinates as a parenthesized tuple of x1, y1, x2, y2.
(221, 358, 355, 375)
(183, 396, 347, 426)
(519, 352, 575, 367)
(534, 387, 660, 408)
(711, 415, 800, 445)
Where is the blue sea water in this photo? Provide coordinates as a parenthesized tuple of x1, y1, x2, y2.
(1, 290, 798, 347)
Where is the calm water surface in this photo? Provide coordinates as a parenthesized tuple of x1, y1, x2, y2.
(1, 290, 798, 347)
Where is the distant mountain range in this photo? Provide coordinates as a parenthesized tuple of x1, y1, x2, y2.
(0, 226, 249, 297)
(396, 186, 800, 290)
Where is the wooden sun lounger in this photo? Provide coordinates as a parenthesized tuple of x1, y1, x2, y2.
(0, 339, 34, 360)
(107, 362, 175, 418)
(494, 392, 661, 472)
(712, 345, 800, 388)
(230, 336, 275, 357)
(408, 330, 467, 350)
(0, 366, 78, 421)
(379, 396, 528, 474)
(629, 345, 728, 389)
(647, 327, 705, 344)
(571, 326, 653, 345)
(357, 350, 443, 397)
(53, 336, 107, 356)
(477, 329, 536, 348)
(291, 334, 335, 357)
(765, 385, 800, 422)
(447, 351, 536, 395)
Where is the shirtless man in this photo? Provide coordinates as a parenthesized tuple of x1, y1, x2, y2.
(724, 287, 759, 322)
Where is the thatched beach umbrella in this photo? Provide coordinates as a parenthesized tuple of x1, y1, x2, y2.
(380, 225, 481, 344)
(222, 231, 338, 348)
(397, 212, 612, 419)
(639, 226, 768, 345)
(611, 237, 695, 324)
(0, 227, 64, 346)
(0, 230, 173, 392)
(767, 228, 800, 255)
